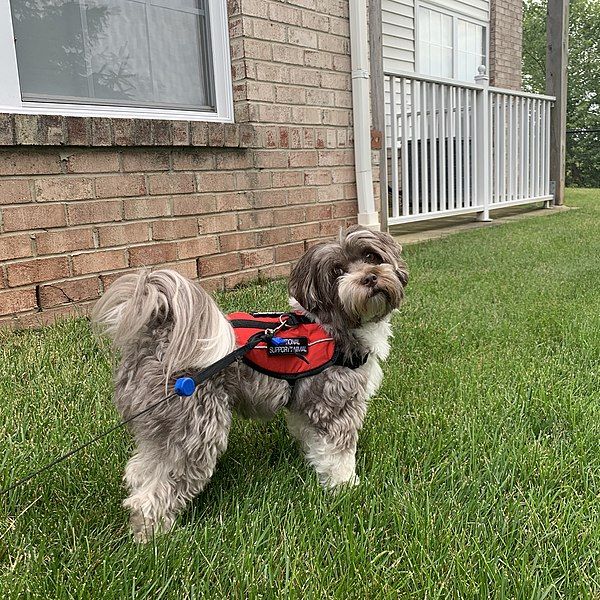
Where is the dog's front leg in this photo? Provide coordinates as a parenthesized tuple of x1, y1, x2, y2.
(285, 408, 363, 489)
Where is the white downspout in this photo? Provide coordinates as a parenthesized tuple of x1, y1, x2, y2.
(349, 0, 380, 230)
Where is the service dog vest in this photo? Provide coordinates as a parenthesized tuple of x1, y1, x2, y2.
(227, 312, 367, 382)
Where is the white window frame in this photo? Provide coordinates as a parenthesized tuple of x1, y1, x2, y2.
(415, 1, 489, 84)
(0, 0, 234, 122)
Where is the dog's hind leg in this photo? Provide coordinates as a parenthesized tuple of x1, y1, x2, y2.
(123, 384, 232, 543)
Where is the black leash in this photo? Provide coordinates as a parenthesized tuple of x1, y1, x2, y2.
(1, 332, 272, 497)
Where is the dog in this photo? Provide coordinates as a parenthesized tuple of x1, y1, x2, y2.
(91, 226, 408, 542)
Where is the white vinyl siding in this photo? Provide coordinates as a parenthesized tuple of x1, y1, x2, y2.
(382, 0, 415, 73)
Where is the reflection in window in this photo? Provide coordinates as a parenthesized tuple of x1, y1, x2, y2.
(10, 0, 215, 111)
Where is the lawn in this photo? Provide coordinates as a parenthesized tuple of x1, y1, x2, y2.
(2, 189, 600, 599)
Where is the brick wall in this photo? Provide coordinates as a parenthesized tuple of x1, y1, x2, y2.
(489, 0, 523, 90)
(0, 0, 362, 327)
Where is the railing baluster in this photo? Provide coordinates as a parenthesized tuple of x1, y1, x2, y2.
(411, 79, 419, 215)
(399, 78, 409, 217)
(524, 98, 530, 197)
(493, 95, 500, 204)
(420, 81, 429, 214)
(389, 76, 400, 219)
(545, 101, 551, 197)
(455, 88, 466, 208)
(448, 86, 455, 210)
(508, 96, 514, 202)
(430, 83, 438, 213)
(439, 84, 447, 213)
(464, 89, 471, 207)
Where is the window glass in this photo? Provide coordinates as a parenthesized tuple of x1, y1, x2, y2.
(419, 5, 486, 82)
(9, 0, 214, 111)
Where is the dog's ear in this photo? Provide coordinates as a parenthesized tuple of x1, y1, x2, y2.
(396, 265, 409, 287)
(289, 242, 341, 315)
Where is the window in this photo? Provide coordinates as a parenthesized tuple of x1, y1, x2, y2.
(0, 0, 233, 121)
(418, 4, 486, 83)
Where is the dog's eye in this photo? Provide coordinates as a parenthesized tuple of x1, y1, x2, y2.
(333, 266, 345, 278)
(364, 252, 382, 264)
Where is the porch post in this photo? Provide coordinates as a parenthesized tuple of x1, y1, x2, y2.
(546, 0, 569, 206)
(475, 66, 492, 222)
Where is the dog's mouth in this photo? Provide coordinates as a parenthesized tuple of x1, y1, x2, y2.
(369, 286, 392, 303)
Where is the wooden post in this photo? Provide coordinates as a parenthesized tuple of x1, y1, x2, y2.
(546, 0, 569, 205)
(368, 0, 388, 231)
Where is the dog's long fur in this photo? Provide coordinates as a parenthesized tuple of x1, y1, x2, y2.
(92, 226, 408, 542)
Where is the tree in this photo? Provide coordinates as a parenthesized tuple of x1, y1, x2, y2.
(522, 0, 600, 187)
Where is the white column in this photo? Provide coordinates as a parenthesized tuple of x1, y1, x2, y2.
(349, 0, 379, 229)
(474, 66, 492, 221)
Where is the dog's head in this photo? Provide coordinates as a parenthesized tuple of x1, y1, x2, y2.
(289, 226, 408, 329)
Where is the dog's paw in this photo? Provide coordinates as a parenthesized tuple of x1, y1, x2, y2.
(322, 472, 360, 491)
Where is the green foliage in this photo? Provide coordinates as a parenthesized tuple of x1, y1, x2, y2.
(523, 0, 600, 187)
(2, 190, 600, 597)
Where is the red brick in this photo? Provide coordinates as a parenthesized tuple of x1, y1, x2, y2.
(260, 263, 292, 279)
(237, 211, 274, 231)
(0, 114, 15, 145)
(216, 192, 253, 211)
(320, 218, 347, 236)
(65, 117, 91, 146)
(0, 180, 32, 204)
(289, 222, 320, 241)
(253, 151, 288, 169)
(241, 248, 274, 269)
(272, 172, 303, 187)
(67, 200, 122, 226)
(257, 226, 290, 247)
(196, 172, 236, 193)
(273, 207, 306, 226)
(39, 277, 99, 308)
(333, 200, 358, 218)
(7, 257, 69, 287)
(72, 250, 127, 275)
(0, 150, 61, 176)
(288, 151, 318, 168)
(219, 231, 256, 252)
(235, 171, 272, 190)
(162, 260, 198, 280)
(172, 194, 218, 216)
(176, 236, 219, 259)
(97, 222, 150, 247)
(3, 204, 66, 232)
(306, 204, 333, 221)
(198, 252, 241, 276)
(304, 170, 332, 186)
(0, 235, 33, 261)
(276, 242, 305, 262)
(288, 187, 318, 205)
(197, 213, 237, 234)
(172, 150, 215, 171)
(199, 275, 224, 293)
(122, 149, 170, 172)
(215, 151, 253, 170)
(36, 228, 94, 255)
(0, 289, 37, 316)
(152, 218, 198, 241)
(129, 243, 177, 267)
(224, 269, 260, 290)
(171, 122, 190, 146)
(35, 177, 94, 202)
(124, 197, 171, 220)
(95, 175, 146, 198)
(91, 118, 113, 146)
(148, 173, 195, 195)
(65, 150, 120, 174)
(252, 189, 287, 209)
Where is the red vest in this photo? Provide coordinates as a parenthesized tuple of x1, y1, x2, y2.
(227, 312, 338, 381)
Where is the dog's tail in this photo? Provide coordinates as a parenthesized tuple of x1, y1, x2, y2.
(91, 269, 236, 379)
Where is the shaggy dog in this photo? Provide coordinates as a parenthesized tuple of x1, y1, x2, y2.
(92, 226, 408, 542)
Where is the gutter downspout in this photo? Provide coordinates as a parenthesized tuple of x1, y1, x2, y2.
(349, 0, 380, 230)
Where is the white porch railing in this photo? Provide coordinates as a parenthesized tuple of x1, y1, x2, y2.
(385, 68, 555, 225)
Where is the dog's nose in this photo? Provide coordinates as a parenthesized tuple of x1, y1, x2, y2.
(362, 273, 378, 287)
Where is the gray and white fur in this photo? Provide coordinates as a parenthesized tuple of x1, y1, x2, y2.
(92, 226, 408, 542)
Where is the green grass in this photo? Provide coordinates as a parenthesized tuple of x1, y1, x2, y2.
(2, 189, 600, 599)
